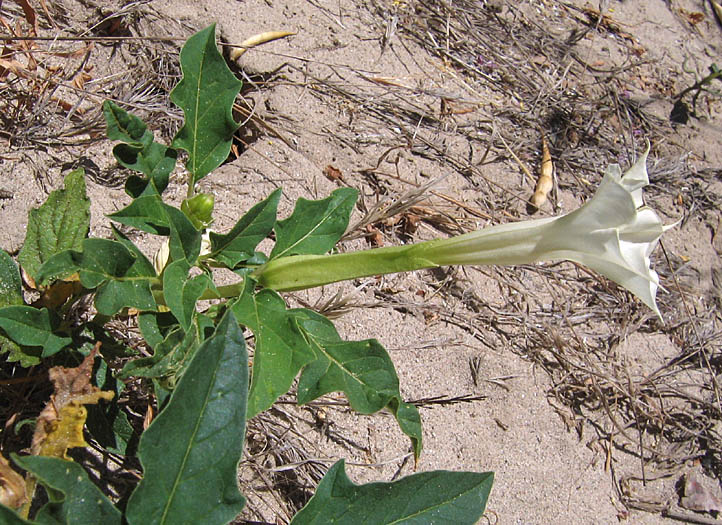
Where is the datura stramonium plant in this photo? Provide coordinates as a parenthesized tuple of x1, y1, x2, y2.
(254, 146, 674, 317)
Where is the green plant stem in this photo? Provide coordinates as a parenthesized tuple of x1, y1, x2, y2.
(199, 281, 244, 300)
(251, 244, 418, 292)
(677, 63, 721, 101)
(251, 219, 547, 292)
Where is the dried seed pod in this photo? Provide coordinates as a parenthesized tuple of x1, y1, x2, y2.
(230, 31, 296, 61)
(529, 134, 553, 210)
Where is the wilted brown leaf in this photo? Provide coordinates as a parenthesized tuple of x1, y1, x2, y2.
(37, 278, 82, 309)
(11, 0, 37, 35)
(31, 344, 114, 458)
(681, 469, 722, 513)
(679, 8, 705, 26)
(323, 164, 344, 183)
(72, 71, 93, 90)
(0, 453, 26, 509)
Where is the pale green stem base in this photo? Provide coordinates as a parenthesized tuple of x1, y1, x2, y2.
(251, 217, 553, 292)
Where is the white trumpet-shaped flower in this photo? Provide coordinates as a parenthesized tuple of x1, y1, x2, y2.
(254, 147, 673, 317)
(409, 146, 672, 316)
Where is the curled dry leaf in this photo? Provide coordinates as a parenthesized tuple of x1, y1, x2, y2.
(31, 344, 114, 458)
(323, 164, 344, 183)
(0, 453, 27, 509)
(681, 469, 722, 514)
(12, 0, 38, 35)
(529, 134, 553, 211)
(230, 31, 296, 61)
(37, 279, 82, 310)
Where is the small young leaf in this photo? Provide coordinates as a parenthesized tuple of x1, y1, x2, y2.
(0, 250, 30, 365)
(209, 189, 281, 268)
(270, 188, 357, 259)
(103, 99, 153, 146)
(125, 310, 248, 525)
(115, 142, 176, 197)
(120, 326, 189, 380)
(170, 25, 242, 184)
(0, 306, 71, 357)
(0, 250, 23, 307)
(103, 100, 176, 197)
(119, 313, 214, 388)
(230, 280, 315, 418)
(13, 455, 122, 525)
(162, 260, 215, 330)
(294, 309, 422, 458)
(18, 169, 90, 280)
(291, 460, 494, 525)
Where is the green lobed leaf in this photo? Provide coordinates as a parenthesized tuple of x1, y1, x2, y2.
(391, 399, 424, 461)
(103, 99, 153, 146)
(0, 250, 32, 365)
(291, 460, 494, 525)
(18, 169, 90, 280)
(119, 326, 190, 382)
(0, 504, 34, 524)
(37, 238, 157, 316)
(125, 310, 248, 525)
(94, 279, 157, 317)
(13, 455, 122, 525)
(75, 238, 135, 288)
(103, 100, 176, 197)
(230, 279, 316, 418)
(112, 225, 157, 277)
(96, 230, 157, 316)
(108, 195, 170, 235)
(86, 359, 136, 455)
(0, 250, 23, 307)
(119, 313, 214, 388)
(0, 339, 40, 367)
(166, 205, 201, 265)
(163, 260, 215, 330)
(138, 311, 178, 350)
(0, 306, 71, 357)
(170, 24, 242, 184)
(209, 189, 281, 269)
(115, 142, 176, 197)
(270, 187, 358, 259)
(294, 309, 422, 459)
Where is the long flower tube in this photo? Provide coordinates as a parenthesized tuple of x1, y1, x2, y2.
(253, 147, 673, 316)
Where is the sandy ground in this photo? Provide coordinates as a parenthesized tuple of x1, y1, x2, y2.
(1, 0, 721, 523)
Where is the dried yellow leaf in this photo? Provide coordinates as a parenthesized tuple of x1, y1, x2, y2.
(31, 344, 114, 458)
(529, 134, 553, 210)
(0, 453, 27, 509)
